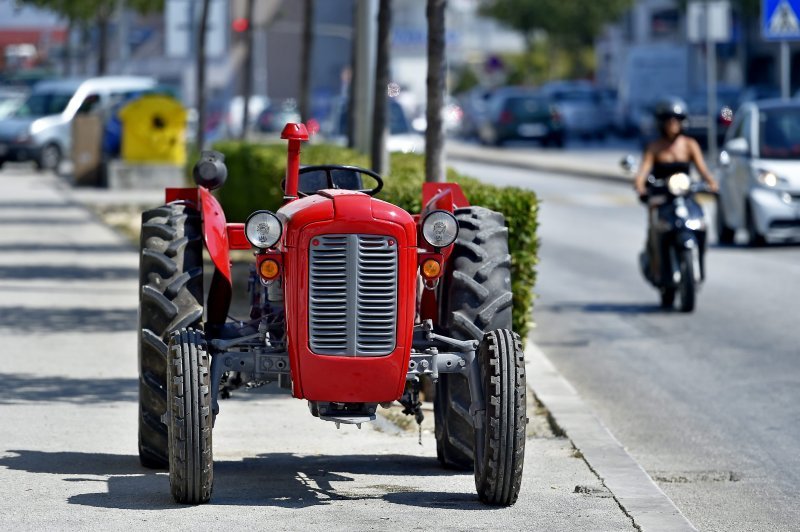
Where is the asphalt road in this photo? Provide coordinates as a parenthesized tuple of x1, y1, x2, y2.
(450, 159, 800, 532)
(0, 167, 634, 531)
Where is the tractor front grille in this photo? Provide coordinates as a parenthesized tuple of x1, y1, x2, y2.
(308, 234, 397, 356)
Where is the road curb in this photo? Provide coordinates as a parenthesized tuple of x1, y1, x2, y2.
(525, 340, 696, 532)
(446, 144, 632, 184)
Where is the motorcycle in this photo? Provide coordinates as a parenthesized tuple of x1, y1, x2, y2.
(638, 172, 712, 312)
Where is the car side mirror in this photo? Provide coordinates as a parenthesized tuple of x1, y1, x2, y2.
(620, 154, 637, 174)
(723, 137, 749, 157)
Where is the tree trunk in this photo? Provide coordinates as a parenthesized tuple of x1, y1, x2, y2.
(425, 0, 446, 183)
(240, 0, 255, 140)
(64, 17, 73, 77)
(299, 0, 316, 123)
(196, 0, 211, 151)
(371, 0, 391, 174)
(96, 11, 109, 75)
(346, 2, 358, 149)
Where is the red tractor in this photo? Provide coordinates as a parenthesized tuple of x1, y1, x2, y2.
(137, 123, 526, 506)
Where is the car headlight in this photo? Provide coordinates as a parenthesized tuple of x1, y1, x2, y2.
(421, 210, 458, 248)
(667, 172, 691, 195)
(755, 169, 786, 188)
(245, 210, 282, 249)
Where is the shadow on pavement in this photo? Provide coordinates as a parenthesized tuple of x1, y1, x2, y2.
(0, 306, 137, 332)
(0, 374, 137, 404)
(0, 243, 133, 253)
(0, 265, 137, 281)
(0, 217, 89, 225)
(549, 302, 664, 314)
(0, 450, 484, 511)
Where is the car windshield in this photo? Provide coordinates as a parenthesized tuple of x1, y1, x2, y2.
(338, 100, 410, 135)
(758, 107, 800, 159)
(505, 96, 547, 120)
(14, 91, 72, 117)
(552, 90, 598, 103)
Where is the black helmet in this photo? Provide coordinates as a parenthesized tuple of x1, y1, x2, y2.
(653, 97, 688, 121)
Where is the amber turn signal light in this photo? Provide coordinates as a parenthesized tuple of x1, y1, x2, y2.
(259, 259, 280, 280)
(421, 259, 441, 279)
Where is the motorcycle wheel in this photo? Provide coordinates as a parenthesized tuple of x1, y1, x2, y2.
(677, 249, 695, 313)
(660, 287, 675, 309)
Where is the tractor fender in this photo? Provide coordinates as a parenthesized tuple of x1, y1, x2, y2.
(198, 187, 234, 325)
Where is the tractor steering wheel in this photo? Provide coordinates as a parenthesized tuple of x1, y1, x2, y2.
(297, 165, 384, 197)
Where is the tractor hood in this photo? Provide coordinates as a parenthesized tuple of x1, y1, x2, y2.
(277, 189, 417, 248)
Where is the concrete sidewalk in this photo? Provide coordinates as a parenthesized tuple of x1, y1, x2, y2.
(0, 167, 637, 531)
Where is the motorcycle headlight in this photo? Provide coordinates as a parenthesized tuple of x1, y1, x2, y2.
(421, 210, 458, 248)
(245, 210, 282, 249)
(667, 172, 691, 196)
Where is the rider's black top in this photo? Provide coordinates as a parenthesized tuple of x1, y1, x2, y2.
(651, 161, 690, 181)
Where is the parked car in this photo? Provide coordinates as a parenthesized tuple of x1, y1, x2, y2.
(477, 87, 564, 147)
(323, 97, 425, 154)
(0, 76, 156, 170)
(222, 94, 270, 138)
(682, 87, 740, 146)
(637, 87, 739, 148)
(256, 99, 301, 134)
(0, 88, 27, 119)
(716, 99, 800, 245)
(737, 84, 780, 107)
(455, 86, 494, 140)
(539, 81, 607, 139)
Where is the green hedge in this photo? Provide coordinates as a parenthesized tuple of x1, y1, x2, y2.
(212, 141, 539, 339)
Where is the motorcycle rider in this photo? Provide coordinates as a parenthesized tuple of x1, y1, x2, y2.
(633, 97, 718, 284)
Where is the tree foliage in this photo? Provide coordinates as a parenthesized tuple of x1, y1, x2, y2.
(479, 0, 634, 47)
(15, 0, 164, 21)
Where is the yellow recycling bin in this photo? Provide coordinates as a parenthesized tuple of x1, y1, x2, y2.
(119, 94, 187, 165)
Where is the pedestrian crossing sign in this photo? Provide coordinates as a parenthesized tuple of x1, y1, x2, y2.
(763, 0, 800, 40)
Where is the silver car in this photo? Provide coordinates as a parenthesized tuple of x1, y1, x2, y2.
(716, 99, 800, 245)
(0, 76, 156, 171)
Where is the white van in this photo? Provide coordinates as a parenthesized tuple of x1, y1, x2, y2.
(0, 76, 156, 170)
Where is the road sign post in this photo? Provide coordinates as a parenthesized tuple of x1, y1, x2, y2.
(688, 1, 730, 158)
(762, 0, 800, 99)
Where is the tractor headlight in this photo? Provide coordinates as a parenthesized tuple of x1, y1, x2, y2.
(667, 172, 691, 196)
(421, 210, 458, 248)
(245, 210, 282, 249)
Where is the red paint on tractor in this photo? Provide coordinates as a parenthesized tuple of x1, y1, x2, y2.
(226, 223, 251, 250)
(277, 190, 417, 402)
(421, 182, 470, 211)
(199, 187, 232, 284)
(165, 187, 198, 206)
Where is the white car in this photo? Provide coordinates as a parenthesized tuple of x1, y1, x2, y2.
(716, 99, 800, 245)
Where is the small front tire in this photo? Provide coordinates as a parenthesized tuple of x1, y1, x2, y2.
(677, 250, 695, 313)
(35, 143, 61, 172)
(716, 202, 735, 245)
(473, 329, 526, 506)
(167, 328, 213, 505)
(746, 202, 766, 247)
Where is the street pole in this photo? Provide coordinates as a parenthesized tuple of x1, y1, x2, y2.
(706, 2, 718, 159)
(781, 40, 791, 99)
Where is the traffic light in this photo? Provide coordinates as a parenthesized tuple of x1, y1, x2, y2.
(232, 17, 248, 33)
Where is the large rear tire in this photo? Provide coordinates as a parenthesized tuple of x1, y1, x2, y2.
(138, 204, 204, 469)
(474, 329, 526, 506)
(167, 328, 213, 504)
(435, 207, 513, 469)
